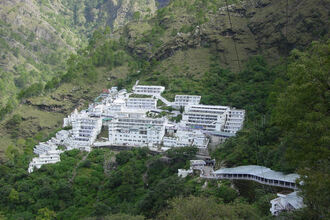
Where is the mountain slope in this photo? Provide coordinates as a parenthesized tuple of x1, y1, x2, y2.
(0, 0, 159, 105)
(121, 0, 329, 70)
(0, 0, 79, 103)
(0, 0, 329, 219)
(0, 0, 328, 158)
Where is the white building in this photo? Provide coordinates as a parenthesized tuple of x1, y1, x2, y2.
(126, 98, 157, 110)
(174, 95, 201, 107)
(223, 109, 245, 134)
(163, 129, 209, 148)
(178, 169, 193, 178)
(33, 142, 57, 155)
(63, 109, 79, 127)
(28, 150, 62, 173)
(270, 192, 305, 216)
(55, 130, 70, 142)
(133, 85, 165, 95)
(108, 116, 166, 147)
(29, 80, 247, 172)
(89, 104, 104, 117)
(190, 160, 206, 170)
(182, 105, 230, 131)
(71, 112, 102, 151)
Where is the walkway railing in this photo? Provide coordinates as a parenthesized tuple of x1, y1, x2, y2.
(195, 166, 299, 190)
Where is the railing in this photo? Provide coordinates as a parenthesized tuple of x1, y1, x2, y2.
(201, 173, 298, 190)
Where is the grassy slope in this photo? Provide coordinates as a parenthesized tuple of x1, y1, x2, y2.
(0, 0, 160, 105)
(0, 0, 81, 104)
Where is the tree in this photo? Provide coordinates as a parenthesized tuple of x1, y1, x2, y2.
(36, 208, 56, 220)
(116, 151, 133, 166)
(158, 196, 260, 220)
(133, 12, 141, 21)
(8, 189, 19, 203)
(273, 41, 330, 169)
(86, 213, 145, 220)
(273, 41, 330, 219)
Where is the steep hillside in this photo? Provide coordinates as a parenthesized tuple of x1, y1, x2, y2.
(0, 0, 79, 104)
(120, 0, 328, 70)
(0, 0, 328, 158)
(0, 0, 159, 105)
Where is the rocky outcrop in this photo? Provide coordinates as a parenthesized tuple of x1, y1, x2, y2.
(124, 0, 329, 68)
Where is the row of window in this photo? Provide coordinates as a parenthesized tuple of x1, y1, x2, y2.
(189, 110, 226, 114)
(185, 114, 218, 119)
(217, 174, 297, 188)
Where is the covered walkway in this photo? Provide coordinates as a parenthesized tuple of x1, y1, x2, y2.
(201, 165, 300, 190)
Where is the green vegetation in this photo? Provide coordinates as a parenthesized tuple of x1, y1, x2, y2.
(0, 146, 279, 219)
(0, 0, 158, 108)
(212, 41, 330, 219)
(0, 0, 329, 219)
(158, 196, 260, 220)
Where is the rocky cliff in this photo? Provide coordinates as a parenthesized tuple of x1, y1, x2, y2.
(122, 0, 329, 70)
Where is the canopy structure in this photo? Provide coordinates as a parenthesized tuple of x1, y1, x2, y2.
(213, 165, 300, 189)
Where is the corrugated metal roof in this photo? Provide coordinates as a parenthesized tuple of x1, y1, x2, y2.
(213, 165, 300, 182)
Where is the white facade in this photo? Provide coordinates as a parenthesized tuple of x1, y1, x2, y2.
(163, 129, 209, 148)
(223, 109, 245, 134)
(174, 95, 201, 107)
(89, 104, 104, 117)
(33, 142, 57, 155)
(126, 98, 157, 110)
(182, 105, 230, 131)
(28, 150, 62, 173)
(133, 85, 165, 95)
(178, 169, 193, 178)
(270, 192, 304, 216)
(71, 113, 102, 151)
(29, 79, 247, 173)
(190, 160, 206, 170)
(63, 109, 79, 127)
(108, 116, 166, 147)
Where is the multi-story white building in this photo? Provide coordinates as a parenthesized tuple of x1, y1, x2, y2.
(108, 116, 166, 147)
(126, 98, 157, 110)
(88, 104, 104, 117)
(174, 95, 201, 107)
(28, 150, 62, 173)
(33, 142, 57, 155)
(223, 109, 245, 134)
(181, 105, 230, 131)
(133, 85, 165, 95)
(71, 113, 102, 151)
(163, 129, 209, 148)
(63, 109, 79, 127)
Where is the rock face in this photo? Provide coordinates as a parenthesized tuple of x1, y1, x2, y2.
(112, 0, 157, 29)
(123, 0, 329, 70)
(157, 0, 171, 8)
